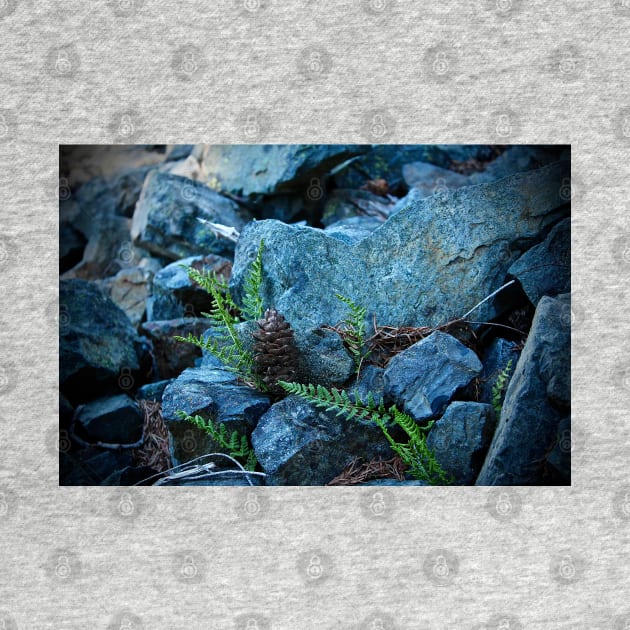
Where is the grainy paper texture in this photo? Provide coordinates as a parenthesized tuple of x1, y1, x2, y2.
(1, 1, 628, 628)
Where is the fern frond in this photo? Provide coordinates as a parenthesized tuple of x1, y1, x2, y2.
(335, 293, 370, 374)
(177, 411, 258, 471)
(241, 240, 265, 321)
(492, 359, 513, 417)
(278, 381, 452, 485)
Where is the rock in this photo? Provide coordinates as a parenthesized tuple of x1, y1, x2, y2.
(60, 279, 142, 403)
(59, 223, 87, 273)
(147, 254, 232, 320)
(135, 379, 174, 402)
(469, 145, 565, 184)
(141, 318, 211, 379)
(478, 338, 521, 406)
(295, 328, 355, 387)
(202, 145, 366, 197)
(159, 472, 264, 486)
(349, 365, 385, 406)
(162, 366, 271, 466)
(101, 465, 160, 486)
(165, 144, 195, 162)
(131, 171, 252, 260)
(321, 189, 396, 226)
(230, 161, 569, 332)
(61, 449, 133, 486)
(383, 332, 482, 422)
(402, 162, 470, 197)
(508, 218, 570, 305)
(251, 395, 391, 485)
(544, 416, 570, 484)
(324, 216, 384, 244)
(76, 394, 144, 444)
(333, 145, 467, 190)
(426, 402, 496, 484)
(476, 294, 570, 485)
(102, 266, 153, 326)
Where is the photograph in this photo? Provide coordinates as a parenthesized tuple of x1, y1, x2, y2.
(59, 143, 570, 486)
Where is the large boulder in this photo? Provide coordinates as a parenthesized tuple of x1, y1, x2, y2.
(508, 217, 570, 305)
(60, 279, 143, 403)
(383, 332, 482, 422)
(201, 145, 367, 197)
(141, 318, 211, 379)
(230, 161, 569, 332)
(75, 394, 144, 444)
(147, 254, 232, 320)
(131, 171, 253, 260)
(426, 401, 496, 484)
(161, 366, 271, 466)
(476, 294, 570, 485)
(251, 395, 391, 485)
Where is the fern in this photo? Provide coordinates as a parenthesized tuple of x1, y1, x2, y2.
(174, 240, 265, 388)
(335, 293, 370, 374)
(177, 411, 258, 471)
(492, 359, 513, 417)
(241, 239, 265, 321)
(278, 381, 452, 485)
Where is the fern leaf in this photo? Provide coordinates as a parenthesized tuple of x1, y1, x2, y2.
(241, 240, 265, 321)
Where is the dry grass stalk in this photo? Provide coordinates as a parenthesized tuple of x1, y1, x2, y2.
(327, 456, 407, 486)
(133, 400, 172, 473)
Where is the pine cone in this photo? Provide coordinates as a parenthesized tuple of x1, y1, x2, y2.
(252, 309, 300, 394)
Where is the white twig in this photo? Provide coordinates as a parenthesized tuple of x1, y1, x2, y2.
(197, 217, 240, 242)
(460, 280, 516, 320)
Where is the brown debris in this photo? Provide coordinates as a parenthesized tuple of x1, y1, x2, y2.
(327, 456, 407, 486)
(132, 400, 172, 473)
(360, 178, 390, 197)
(449, 145, 507, 175)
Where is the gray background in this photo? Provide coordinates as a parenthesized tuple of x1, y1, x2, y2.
(0, 1, 628, 628)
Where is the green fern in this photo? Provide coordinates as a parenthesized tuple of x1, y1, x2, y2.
(492, 359, 513, 417)
(177, 411, 258, 471)
(174, 240, 265, 388)
(241, 239, 265, 321)
(335, 293, 370, 374)
(278, 381, 452, 485)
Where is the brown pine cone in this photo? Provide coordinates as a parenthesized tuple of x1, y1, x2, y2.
(252, 309, 300, 394)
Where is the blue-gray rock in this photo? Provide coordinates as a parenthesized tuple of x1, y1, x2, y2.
(402, 162, 470, 197)
(478, 338, 521, 406)
(230, 161, 569, 332)
(59, 223, 87, 273)
(469, 146, 565, 185)
(251, 395, 392, 485)
(476, 294, 570, 485)
(61, 449, 133, 486)
(200, 321, 354, 388)
(383, 332, 482, 422)
(165, 144, 195, 162)
(131, 171, 253, 260)
(544, 416, 570, 484)
(295, 327, 354, 387)
(321, 189, 395, 226)
(162, 366, 271, 466)
(159, 472, 264, 486)
(323, 216, 384, 244)
(136, 379, 174, 402)
(60, 279, 142, 402)
(349, 365, 385, 407)
(426, 401, 496, 485)
(141, 318, 210, 379)
(508, 218, 570, 305)
(333, 145, 479, 190)
(202, 145, 367, 197)
(76, 394, 144, 444)
(147, 253, 232, 320)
